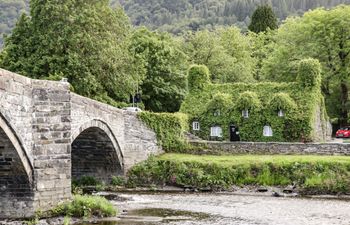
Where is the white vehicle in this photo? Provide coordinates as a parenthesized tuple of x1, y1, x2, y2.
(122, 107, 142, 112)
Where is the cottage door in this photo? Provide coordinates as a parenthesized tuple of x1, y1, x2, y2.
(230, 125, 240, 142)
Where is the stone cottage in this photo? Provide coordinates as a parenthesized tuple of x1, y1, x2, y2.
(180, 60, 332, 142)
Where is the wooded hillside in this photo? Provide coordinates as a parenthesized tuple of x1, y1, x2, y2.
(0, 0, 28, 46)
(1, 0, 350, 47)
(116, 0, 350, 34)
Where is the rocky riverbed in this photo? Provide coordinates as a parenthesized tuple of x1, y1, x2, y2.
(2, 191, 350, 225)
(83, 191, 350, 225)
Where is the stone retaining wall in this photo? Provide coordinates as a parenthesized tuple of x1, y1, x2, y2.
(190, 141, 350, 156)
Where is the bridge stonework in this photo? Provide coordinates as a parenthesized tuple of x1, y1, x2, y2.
(0, 69, 161, 218)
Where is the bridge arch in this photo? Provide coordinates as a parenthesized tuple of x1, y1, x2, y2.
(71, 119, 124, 183)
(0, 112, 33, 199)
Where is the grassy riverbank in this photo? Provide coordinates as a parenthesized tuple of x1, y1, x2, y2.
(24, 195, 117, 225)
(127, 154, 350, 194)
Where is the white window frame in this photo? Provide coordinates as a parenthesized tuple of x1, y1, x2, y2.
(263, 126, 273, 137)
(192, 121, 200, 131)
(278, 109, 284, 117)
(210, 126, 222, 137)
(242, 109, 249, 118)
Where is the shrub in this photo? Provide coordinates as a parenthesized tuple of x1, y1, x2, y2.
(51, 195, 117, 218)
(72, 176, 101, 187)
(111, 176, 126, 186)
(128, 154, 350, 194)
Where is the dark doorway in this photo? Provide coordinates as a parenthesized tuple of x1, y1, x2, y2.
(230, 124, 240, 142)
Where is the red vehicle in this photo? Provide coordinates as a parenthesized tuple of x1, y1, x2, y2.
(336, 127, 350, 138)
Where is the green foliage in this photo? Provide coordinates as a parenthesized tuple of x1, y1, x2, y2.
(110, 176, 126, 186)
(51, 195, 117, 218)
(182, 28, 255, 83)
(117, 0, 350, 34)
(2, 0, 350, 47)
(249, 30, 277, 81)
(72, 176, 102, 187)
(206, 93, 233, 112)
(236, 91, 261, 110)
(297, 58, 322, 88)
(0, 0, 29, 47)
(130, 27, 188, 112)
(261, 5, 350, 125)
(0, 0, 140, 104)
(63, 216, 71, 225)
(181, 79, 327, 142)
(249, 5, 278, 33)
(187, 64, 210, 91)
(138, 112, 189, 151)
(269, 93, 297, 111)
(127, 153, 350, 194)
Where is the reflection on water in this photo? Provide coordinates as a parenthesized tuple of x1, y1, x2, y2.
(75, 208, 211, 225)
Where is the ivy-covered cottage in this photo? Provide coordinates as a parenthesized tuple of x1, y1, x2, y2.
(180, 59, 332, 142)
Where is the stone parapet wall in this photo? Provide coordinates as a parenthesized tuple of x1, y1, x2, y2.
(190, 141, 350, 155)
(123, 111, 162, 171)
(71, 93, 162, 173)
(0, 69, 161, 218)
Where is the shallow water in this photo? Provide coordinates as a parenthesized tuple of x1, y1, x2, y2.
(77, 192, 350, 225)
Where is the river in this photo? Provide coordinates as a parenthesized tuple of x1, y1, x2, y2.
(78, 192, 350, 225)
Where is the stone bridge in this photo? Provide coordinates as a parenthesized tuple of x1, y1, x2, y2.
(0, 69, 162, 218)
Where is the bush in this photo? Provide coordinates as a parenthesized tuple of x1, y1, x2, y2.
(111, 176, 126, 186)
(127, 154, 350, 194)
(72, 176, 102, 187)
(52, 195, 117, 218)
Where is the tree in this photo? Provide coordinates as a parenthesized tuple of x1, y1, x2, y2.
(248, 5, 278, 33)
(130, 28, 188, 112)
(261, 5, 350, 125)
(182, 28, 255, 83)
(249, 29, 277, 81)
(0, 0, 139, 104)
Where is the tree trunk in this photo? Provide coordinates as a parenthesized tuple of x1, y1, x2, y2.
(340, 82, 349, 126)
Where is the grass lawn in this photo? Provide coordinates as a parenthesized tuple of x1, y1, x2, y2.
(158, 153, 350, 166)
(128, 153, 350, 194)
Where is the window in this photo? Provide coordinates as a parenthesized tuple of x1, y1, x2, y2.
(242, 109, 249, 118)
(278, 109, 284, 117)
(263, 126, 273, 137)
(192, 121, 200, 131)
(210, 126, 222, 137)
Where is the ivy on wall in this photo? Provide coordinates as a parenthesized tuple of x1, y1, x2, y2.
(181, 60, 328, 142)
(138, 112, 189, 152)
